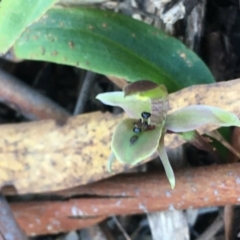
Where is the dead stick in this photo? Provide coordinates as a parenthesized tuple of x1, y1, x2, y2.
(8, 163, 240, 235)
(0, 194, 28, 240)
(196, 210, 224, 240)
(0, 70, 70, 121)
(73, 71, 96, 115)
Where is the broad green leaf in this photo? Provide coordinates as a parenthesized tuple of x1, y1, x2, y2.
(111, 119, 162, 165)
(13, 7, 214, 92)
(0, 0, 58, 53)
(166, 105, 240, 132)
(58, 0, 108, 5)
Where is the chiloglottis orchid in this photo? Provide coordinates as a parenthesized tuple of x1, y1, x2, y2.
(96, 80, 240, 189)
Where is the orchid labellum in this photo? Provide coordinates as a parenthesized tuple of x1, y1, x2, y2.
(96, 80, 240, 188)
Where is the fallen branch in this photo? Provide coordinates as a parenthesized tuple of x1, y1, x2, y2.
(0, 79, 240, 194)
(9, 162, 240, 235)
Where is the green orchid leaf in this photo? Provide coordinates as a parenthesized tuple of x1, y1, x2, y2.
(58, 0, 108, 5)
(166, 105, 240, 132)
(96, 92, 151, 118)
(111, 119, 162, 165)
(158, 135, 175, 189)
(0, 0, 58, 53)
(13, 7, 214, 91)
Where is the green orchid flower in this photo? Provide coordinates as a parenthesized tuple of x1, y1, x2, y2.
(96, 80, 240, 189)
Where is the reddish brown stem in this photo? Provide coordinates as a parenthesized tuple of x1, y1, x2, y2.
(8, 163, 240, 235)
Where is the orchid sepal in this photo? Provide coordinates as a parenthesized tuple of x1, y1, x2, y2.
(166, 105, 240, 132)
(158, 134, 175, 189)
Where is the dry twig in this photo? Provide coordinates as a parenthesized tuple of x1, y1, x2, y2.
(196, 210, 224, 240)
(0, 194, 28, 240)
(0, 70, 70, 121)
(73, 71, 96, 115)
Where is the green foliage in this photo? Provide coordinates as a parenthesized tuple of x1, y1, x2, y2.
(13, 7, 215, 92)
(0, 0, 58, 53)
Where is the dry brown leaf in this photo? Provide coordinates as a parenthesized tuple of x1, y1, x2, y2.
(0, 79, 240, 194)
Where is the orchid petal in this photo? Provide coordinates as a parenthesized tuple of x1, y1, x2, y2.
(96, 92, 151, 118)
(158, 135, 175, 189)
(166, 105, 240, 132)
(107, 152, 116, 173)
(111, 119, 163, 165)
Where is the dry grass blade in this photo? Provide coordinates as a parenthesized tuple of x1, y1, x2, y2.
(207, 130, 240, 159)
(73, 71, 96, 115)
(111, 216, 132, 240)
(196, 211, 223, 240)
